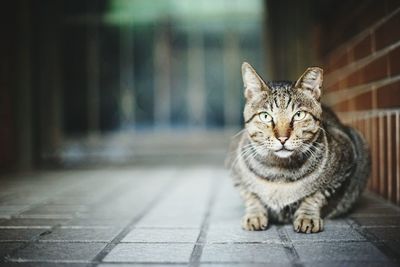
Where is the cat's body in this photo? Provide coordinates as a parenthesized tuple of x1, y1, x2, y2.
(228, 63, 370, 233)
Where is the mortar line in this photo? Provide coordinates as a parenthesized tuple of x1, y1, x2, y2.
(90, 173, 179, 266)
(346, 218, 400, 262)
(277, 226, 303, 267)
(188, 175, 221, 267)
(0, 175, 102, 262)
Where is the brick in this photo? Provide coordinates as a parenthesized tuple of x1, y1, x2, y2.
(385, 0, 400, 13)
(294, 241, 390, 262)
(346, 69, 363, 87)
(39, 227, 120, 242)
(325, 81, 340, 92)
(332, 102, 350, 112)
(330, 52, 349, 70)
(353, 35, 372, 60)
(103, 243, 194, 263)
(375, 12, 400, 50)
(284, 225, 366, 242)
(0, 229, 45, 241)
(201, 243, 290, 263)
(362, 56, 389, 83)
(122, 228, 199, 243)
(389, 45, 400, 76)
(377, 81, 400, 108)
(206, 225, 281, 243)
(339, 90, 374, 111)
(9, 242, 106, 261)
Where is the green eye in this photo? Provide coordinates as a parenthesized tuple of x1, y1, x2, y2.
(293, 111, 307, 121)
(259, 112, 273, 123)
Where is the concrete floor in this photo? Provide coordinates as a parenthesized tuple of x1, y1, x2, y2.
(0, 167, 399, 267)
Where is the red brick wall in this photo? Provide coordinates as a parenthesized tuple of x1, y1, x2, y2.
(319, 1, 400, 205)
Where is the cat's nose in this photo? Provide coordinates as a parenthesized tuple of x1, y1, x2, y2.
(277, 136, 289, 144)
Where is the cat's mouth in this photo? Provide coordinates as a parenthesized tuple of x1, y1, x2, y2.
(274, 148, 294, 158)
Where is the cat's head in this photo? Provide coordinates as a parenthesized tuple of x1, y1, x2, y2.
(241, 62, 323, 159)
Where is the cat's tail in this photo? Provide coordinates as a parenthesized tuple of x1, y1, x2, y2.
(327, 126, 371, 218)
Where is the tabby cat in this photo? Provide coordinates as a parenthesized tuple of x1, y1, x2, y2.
(228, 62, 370, 233)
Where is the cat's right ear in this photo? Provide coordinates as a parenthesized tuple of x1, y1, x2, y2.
(241, 62, 268, 100)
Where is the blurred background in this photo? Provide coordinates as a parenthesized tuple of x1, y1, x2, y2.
(0, 0, 399, 205)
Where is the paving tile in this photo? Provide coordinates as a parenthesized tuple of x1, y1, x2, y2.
(38, 227, 120, 242)
(9, 242, 106, 261)
(200, 264, 291, 267)
(383, 241, 400, 258)
(0, 218, 65, 228)
(284, 224, 366, 242)
(354, 216, 400, 227)
(0, 205, 29, 218)
(206, 225, 281, 243)
(0, 263, 89, 267)
(294, 241, 390, 262)
(103, 243, 194, 263)
(135, 209, 205, 228)
(351, 206, 400, 217)
(19, 205, 87, 219)
(46, 196, 98, 205)
(122, 228, 199, 243)
(0, 229, 46, 241)
(200, 243, 290, 263)
(322, 219, 350, 227)
(0, 195, 46, 205)
(299, 261, 398, 267)
(365, 227, 400, 241)
(61, 218, 129, 227)
(99, 264, 187, 267)
(0, 242, 23, 257)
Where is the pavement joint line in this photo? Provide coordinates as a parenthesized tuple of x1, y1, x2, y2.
(346, 218, 400, 263)
(277, 226, 303, 267)
(188, 176, 222, 267)
(90, 173, 180, 266)
(0, 174, 140, 263)
(0, 226, 52, 229)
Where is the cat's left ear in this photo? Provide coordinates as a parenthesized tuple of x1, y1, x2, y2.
(294, 67, 323, 100)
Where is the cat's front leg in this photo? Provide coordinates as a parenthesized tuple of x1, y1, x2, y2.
(293, 191, 327, 233)
(239, 189, 268, 231)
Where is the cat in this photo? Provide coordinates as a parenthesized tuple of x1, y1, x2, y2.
(228, 62, 371, 233)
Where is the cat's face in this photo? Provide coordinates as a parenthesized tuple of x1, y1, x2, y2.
(242, 62, 323, 158)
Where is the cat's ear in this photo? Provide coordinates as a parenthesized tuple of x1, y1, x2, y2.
(241, 62, 268, 100)
(295, 67, 323, 100)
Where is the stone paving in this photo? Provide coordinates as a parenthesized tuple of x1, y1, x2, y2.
(0, 167, 399, 266)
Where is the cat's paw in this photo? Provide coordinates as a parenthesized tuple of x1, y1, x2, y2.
(241, 212, 268, 231)
(293, 216, 323, 233)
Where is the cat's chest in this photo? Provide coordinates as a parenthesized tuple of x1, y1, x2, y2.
(247, 174, 312, 211)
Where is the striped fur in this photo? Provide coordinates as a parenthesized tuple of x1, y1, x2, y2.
(228, 62, 371, 233)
